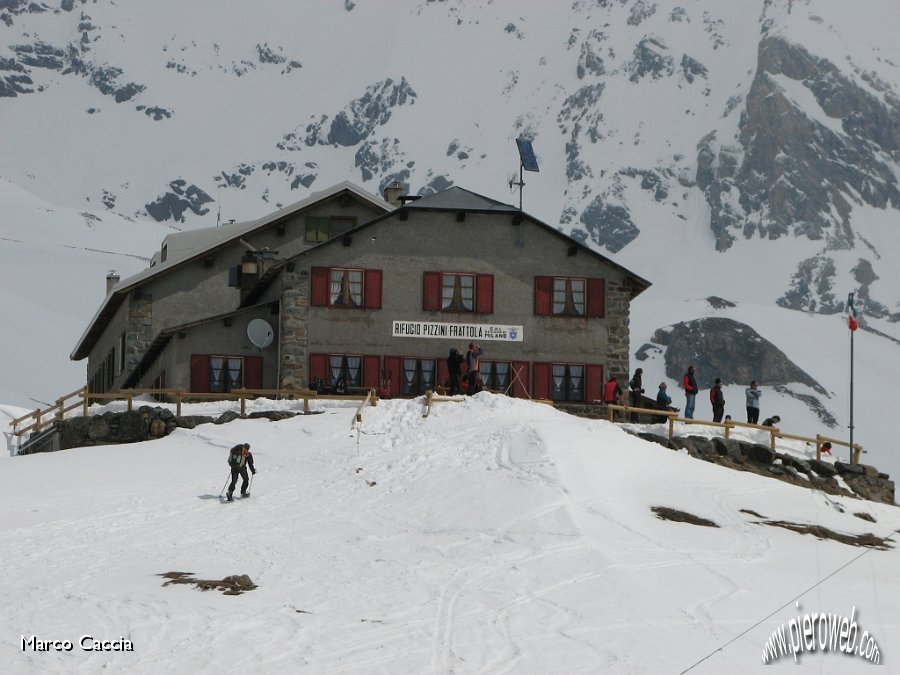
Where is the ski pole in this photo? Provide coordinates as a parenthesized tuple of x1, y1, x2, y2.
(219, 473, 231, 498)
(246, 472, 254, 495)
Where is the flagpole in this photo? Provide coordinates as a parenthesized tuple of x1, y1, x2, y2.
(848, 292, 855, 463)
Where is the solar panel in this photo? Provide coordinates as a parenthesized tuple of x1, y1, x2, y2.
(516, 138, 540, 172)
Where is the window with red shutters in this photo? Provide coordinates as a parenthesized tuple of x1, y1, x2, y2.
(535, 276, 606, 318)
(311, 267, 382, 309)
(424, 271, 493, 313)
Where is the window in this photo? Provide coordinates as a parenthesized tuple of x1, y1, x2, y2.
(554, 278, 585, 315)
(330, 268, 363, 306)
(309, 353, 380, 390)
(210, 356, 243, 393)
(551, 364, 584, 402)
(423, 272, 493, 313)
(442, 273, 474, 311)
(305, 216, 356, 242)
(311, 267, 382, 309)
(402, 358, 436, 396)
(329, 355, 363, 387)
(190, 354, 262, 393)
(534, 277, 605, 317)
(479, 360, 511, 393)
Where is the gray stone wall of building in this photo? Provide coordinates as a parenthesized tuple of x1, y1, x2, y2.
(605, 280, 631, 381)
(82, 193, 387, 391)
(294, 210, 635, 378)
(139, 304, 280, 391)
(279, 266, 310, 389)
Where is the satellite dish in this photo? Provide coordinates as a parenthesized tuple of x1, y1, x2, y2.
(247, 318, 274, 348)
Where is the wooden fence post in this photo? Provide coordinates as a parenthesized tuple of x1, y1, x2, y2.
(668, 416, 675, 441)
(176, 390, 184, 417)
(82, 387, 89, 417)
(240, 393, 246, 417)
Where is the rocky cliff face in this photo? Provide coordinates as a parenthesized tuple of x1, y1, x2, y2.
(699, 34, 900, 321)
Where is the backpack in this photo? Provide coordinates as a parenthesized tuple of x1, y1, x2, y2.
(228, 449, 242, 466)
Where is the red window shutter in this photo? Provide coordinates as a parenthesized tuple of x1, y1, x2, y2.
(437, 354, 449, 389)
(532, 362, 550, 399)
(383, 356, 401, 397)
(585, 364, 604, 403)
(586, 278, 606, 318)
(534, 276, 552, 316)
(190, 354, 210, 393)
(244, 356, 263, 389)
(364, 269, 382, 309)
(511, 361, 530, 399)
(308, 353, 328, 386)
(363, 355, 380, 389)
(311, 267, 329, 307)
(475, 274, 494, 314)
(422, 272, 441, 311)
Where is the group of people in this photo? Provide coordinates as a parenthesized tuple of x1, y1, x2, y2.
(604, 366, 782, 428)
(447, 341, 484, 396)
(682, 367, 782, 426)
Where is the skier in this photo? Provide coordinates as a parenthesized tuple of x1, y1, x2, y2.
(226, 443, 256, 502)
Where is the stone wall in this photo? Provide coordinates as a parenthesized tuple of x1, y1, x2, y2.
(606, 280, 631, 380)
(279, 265, 310, 389)
(17, 406, 299, 455)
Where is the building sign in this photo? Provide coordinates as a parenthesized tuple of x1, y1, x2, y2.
(392, 320, 524, 342)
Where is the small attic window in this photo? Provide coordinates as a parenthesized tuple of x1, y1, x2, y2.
(160, 244, 168, 263)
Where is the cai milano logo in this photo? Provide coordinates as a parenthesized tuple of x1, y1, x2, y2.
(762, 603, 881, 664)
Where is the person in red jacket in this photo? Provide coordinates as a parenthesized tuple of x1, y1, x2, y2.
(682, 365, 698, 419)
(603, 375, 623, 404)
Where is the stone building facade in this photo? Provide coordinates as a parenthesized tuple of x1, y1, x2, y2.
(72, 183, 650, 403)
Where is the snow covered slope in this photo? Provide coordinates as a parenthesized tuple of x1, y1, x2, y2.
(2, 395, 898, 673)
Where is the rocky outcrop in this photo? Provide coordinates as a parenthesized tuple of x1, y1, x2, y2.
(635, 431, 894, 504)
(651, 316, 826, 393)
(700, 35, 900, 253)
(280, 77, 417, 149)
(145, 179, 213, 222)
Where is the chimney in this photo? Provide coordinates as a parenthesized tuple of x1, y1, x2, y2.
(383, 181, 403, 208)
(106, 270, 120, 295)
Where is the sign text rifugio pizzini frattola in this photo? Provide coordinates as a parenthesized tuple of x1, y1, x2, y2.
(391, 320, 523, 342)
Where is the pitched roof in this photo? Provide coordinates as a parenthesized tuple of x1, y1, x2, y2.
(71, 181, 392, 360)
(404, 186, 520, 212)
(241, 185, 651, 307)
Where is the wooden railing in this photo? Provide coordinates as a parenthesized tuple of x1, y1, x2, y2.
(9, 386, 379, 438)
(606, 403, 863, 464)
